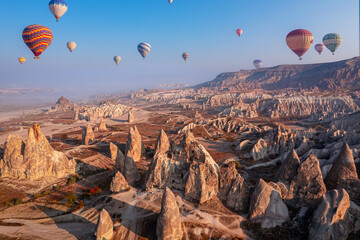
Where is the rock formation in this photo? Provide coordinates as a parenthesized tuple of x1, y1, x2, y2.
(98, 118, 108, 132)
(73, 109, 79, 121)
(0, 124, 76, 181)
(51, 96, 74, 111)
(309, 189, 352, 240)
(82, 125, 95, 145)
(110, 142, 125, 172)
(156, 187, 183, 240)
(274, 150, 300, 184)
(291, 153, 326, 206)
(125, 127, 142, 162)
(249, 179, 289, 228)
(95, 209, 113, 240)
(122, 154, 140, 186)
(154, 129, 170, 155)
(325, 143, 358, 190)
(110, 171, 130, 193)
(219, 162, 238, 200)
(225, 173, 249, 212)
(128, 110, 134, 123)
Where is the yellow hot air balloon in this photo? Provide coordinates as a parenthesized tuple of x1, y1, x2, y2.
(18, 57, 26, 64)
(67, 41, 76, 52)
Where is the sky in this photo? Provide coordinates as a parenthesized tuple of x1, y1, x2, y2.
(0, 0, 358, 105)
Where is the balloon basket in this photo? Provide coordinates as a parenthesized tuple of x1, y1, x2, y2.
(34, 57, 40, 60)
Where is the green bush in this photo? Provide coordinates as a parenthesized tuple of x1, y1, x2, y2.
(13, 199, 22, 205)
(42, 190, 51, 197)
(66, 193, 77, 206)
(33, 193, 42, 199)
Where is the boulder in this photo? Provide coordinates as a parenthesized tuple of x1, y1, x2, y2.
(325, 143, 358, 190)
(110, 171, 130, 193)
(219, 162, 238, 201)
(82, 125, 95, 145)
(309, 189, 352, 240)
(156, 187, 183, 240)
(95, 209, 113, 240)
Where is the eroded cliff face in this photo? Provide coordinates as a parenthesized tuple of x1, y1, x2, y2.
(0, 124, 76, 181)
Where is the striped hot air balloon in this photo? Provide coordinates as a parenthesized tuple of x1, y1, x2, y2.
(168, 0, 173, 4)
(323, 33, 342, 55)
(253, 60, 263, 69)
(67, 41, 76, 52)
(236, 29, 243, 37)
(49, 0, 68, 22)
(182, 53, 189, 61)
(114, 56, 121, 65)
(22, 25, 53, 59)
(314, 44, 325, 55)
(286, 29, 313, 60)
(18, 57, 26, 64)
(137, 43, 151, 59)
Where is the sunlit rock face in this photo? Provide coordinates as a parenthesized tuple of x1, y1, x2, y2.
(95, 209, 113, 240)
(82, 125, 95, 145)
(0, 124, 76, 181)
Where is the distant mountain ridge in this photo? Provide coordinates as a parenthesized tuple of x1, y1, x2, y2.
(194, 57, 360, 91)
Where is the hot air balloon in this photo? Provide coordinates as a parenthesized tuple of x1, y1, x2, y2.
(49, 0, 68, 22)
(314, 44, 325, 55)
(114, 56, 121, 65)
(182, 53, 189, 62)
(18, 57, 26, 64)
(138, 43, 151, 59)
(168, 0, 173, 4)
(286, 29, 313, 60)
(253, 60, 263, 69)
(22, 25, 53, 59)
(323, 33, 342, 55)
(67, 41, 76, 52)
(236, 29, 243, 37)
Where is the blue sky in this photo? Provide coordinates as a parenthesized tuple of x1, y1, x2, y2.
(0, 0, 358, 103)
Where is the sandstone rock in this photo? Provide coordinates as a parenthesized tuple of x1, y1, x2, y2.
(110, 171, 130, 193)
(95, 209, 113, 240)
(0, 124, 76, 181)
(249, 179, 288, 228)
(51, 96, 73, 111)
(82, 125, 95, 145)
(325, 143, 358, 190)
(291, 153, 326, 206)
(250, 139, 269, 161)
(128, 110, 134, 123)
(184, 145, 220, 204)
(309, 189, 352, 240)
(202, 102, 206, 110)
(274, 150, 300, 184)
(125, 127, 142, 162)
(156, 187, 183, 240)
(123, 155, 140, 186)
(154, 129, 170, 156)
(219, 162, 238, 201)
(110, 142, 125, 172)
(99, 118, 107, 132)
(226, 173, 250, 212)
(73, 109, 79, 121)
(94, 127, 99, 133)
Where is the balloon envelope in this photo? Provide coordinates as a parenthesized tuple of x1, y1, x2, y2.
(286, 29, 313, 60)
(18, 57, 26, 64)
(323, 33, 342, 55)
(236, 29, 243, 37)
(49, 0, 68, 22)
(168, 0, 173, 4)
(253, 60, 263, 69)
(22, 25, 53, 59)
(67, 41, 76, 52)
(138, 43, 151, 59)
(314, 44, 325, 55)
(114, 56, 121, 65)
(182, 53, 189, 61)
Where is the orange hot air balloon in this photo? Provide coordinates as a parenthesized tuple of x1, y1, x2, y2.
(286, 29, 313, 60)
(18, 57, 26, 64)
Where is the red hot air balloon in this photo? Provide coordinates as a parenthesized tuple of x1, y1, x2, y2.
(314, 43, 325, 55)
(286, 29, 313, 60)
(236, 29, 243, 37)
(22, 25, 53, 59)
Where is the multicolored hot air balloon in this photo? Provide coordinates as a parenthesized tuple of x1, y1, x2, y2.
(314, 43, 325, 55)
(67, 41, 76, 52)
(138, 43, 151, 59)
(114, 56, 121, 65)
(49, 0, 68, 22)
(253, 60, 263, 69)
(323, 33, 342, 55)
(182, 53, 189, 62)
(22, 25, 53, 59)
(168, 0, 173, 4)
(236, 29, 243, 37)
(286, 29, 313, 60)
(18, 57, 26, 64)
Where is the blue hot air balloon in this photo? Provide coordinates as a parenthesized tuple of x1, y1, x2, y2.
(137, 43, 151, 59)
(49, 0, 68, 22)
